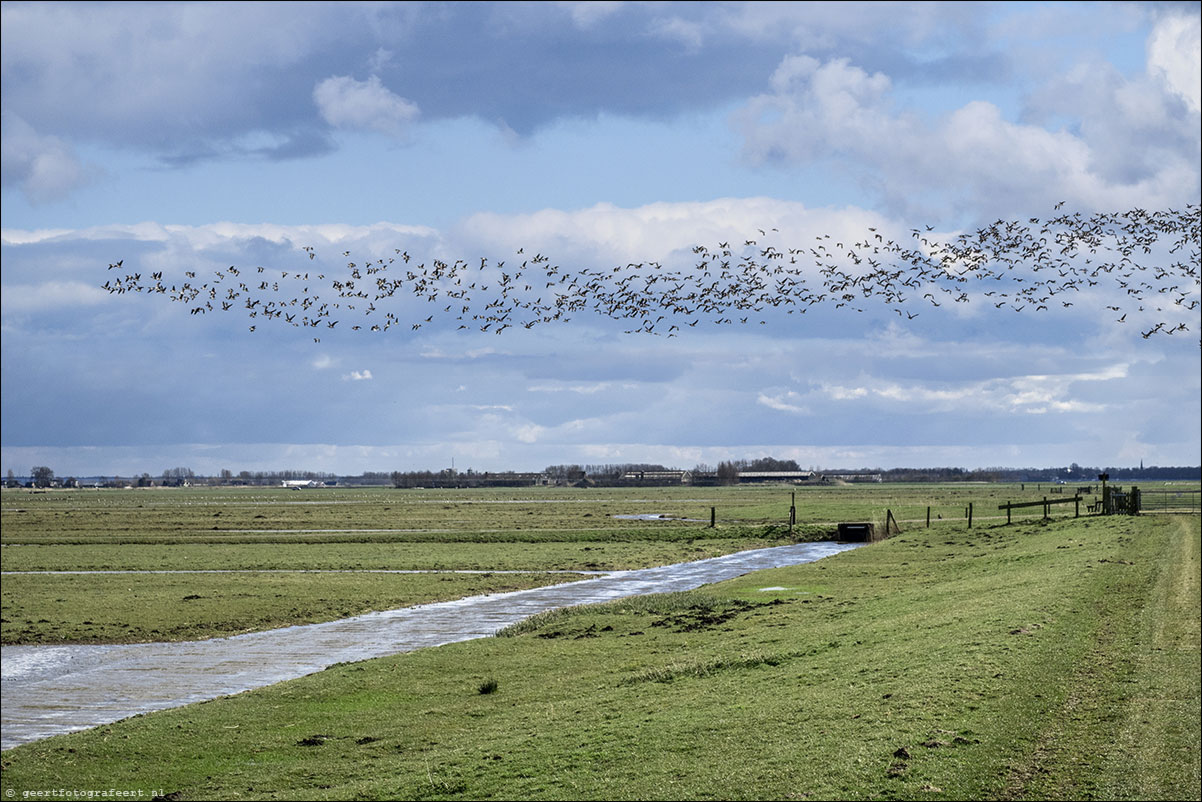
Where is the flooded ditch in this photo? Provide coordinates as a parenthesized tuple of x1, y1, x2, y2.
(1, 540, 860, 750)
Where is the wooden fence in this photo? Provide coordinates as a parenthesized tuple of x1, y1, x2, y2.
(998, 495, 1083, 524)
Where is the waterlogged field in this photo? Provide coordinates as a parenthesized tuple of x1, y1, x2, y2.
(1, 500, 1197, 801)
(2, 481, 1193, 645)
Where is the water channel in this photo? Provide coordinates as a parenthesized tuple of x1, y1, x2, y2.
(1, 540, 860, 750)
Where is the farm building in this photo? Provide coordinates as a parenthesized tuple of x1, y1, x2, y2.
(823, 472, 884, 483)
(620, 470, 693, 484)
(737, 471, 816, 484)
(475, 472, 551, 487)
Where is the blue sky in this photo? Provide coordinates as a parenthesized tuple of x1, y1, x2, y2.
(2, 1, 1200, 477)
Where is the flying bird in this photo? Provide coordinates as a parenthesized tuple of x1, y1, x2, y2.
(101, 204, 1200, 341)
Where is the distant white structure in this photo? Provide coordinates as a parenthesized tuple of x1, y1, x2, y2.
(621, 470, 693, 484)
(281, 480, 321, 488)
(737, 471, 816, 483)
(823, 472, 883, 483)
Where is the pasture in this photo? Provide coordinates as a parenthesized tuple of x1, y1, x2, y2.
(0, 481, 1056, 645)
(1, 482, 1198, 800)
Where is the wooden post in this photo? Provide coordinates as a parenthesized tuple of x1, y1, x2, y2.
(926, 506, 930, 528)
(968, 502, 973, 528)
(1006, 502, 1011, 525)
(710, 507, 716, 528)
(789, 491, 796, 531)
(1043, 497, 1049, 520)
(1074, 496, 1079, 518)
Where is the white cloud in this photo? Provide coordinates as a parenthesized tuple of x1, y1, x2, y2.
(735, 48, 1200, 216)
(0, 113, 97, 203)
(0, 280, 107, 312)
(511, 423, 546, 444)
(343, 369, 373, 381)
(0, 1, 353, 177)
(819, 383, 870, 402)
(558, 1, 624, 28)
(810, 364, 1129, 417)
(756, 391, 809, 414)
(459, 197, 887, 266)
(313, 75, 420, 138)
(649, 16, 706, 50)
(527, 381, 635, 394)
(420, 346, 506, 361)
(1, 221, 440, 262)
(1147, 13, 1201, 113)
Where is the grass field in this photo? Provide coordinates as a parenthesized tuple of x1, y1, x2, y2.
(2, 484, 806, 644)
(1, 482, 1080, 645)
(1, 483, 1198, 800)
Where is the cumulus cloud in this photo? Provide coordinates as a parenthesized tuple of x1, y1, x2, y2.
(0, 2, 348, 164)
(314, 75, 420, 138)
(734, 44, 1201, 216)
(511, 423, 546, 444)
(1147, 12, 1201, 113)
(343, 369, 373, 381)
(0, 113, 97, 203)
(459, 197, 886, 266)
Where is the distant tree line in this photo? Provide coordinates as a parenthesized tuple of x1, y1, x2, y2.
(870, 464, 1201, 483)
(3, 460, 1198, 489)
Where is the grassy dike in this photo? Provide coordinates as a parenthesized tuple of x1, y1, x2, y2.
(2, 514, 1198, 801)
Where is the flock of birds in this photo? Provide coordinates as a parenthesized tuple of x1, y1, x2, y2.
(103, 205, 1200, 341)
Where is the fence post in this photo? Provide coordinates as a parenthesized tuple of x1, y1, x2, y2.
(926, 506, 930, 528)
(710, 507, 716, 528)
(1006, 502, 1011, 525)
(968, 502, 973, 529)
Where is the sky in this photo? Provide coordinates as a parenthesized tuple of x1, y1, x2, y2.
(2, 0, 1200, 478)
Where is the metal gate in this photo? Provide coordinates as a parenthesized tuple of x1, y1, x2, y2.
(1138, 489, 1201, 514)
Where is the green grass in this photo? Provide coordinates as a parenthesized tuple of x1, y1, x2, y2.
(1, 485, 824, 644)
(0, 571, 582, 645)
(4, 483, 1141, 544)
(2, 512, 1196, 800)
(0, 540, 776, 572)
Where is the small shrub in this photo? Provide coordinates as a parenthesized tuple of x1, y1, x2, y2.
(478, 678, 499, 695)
